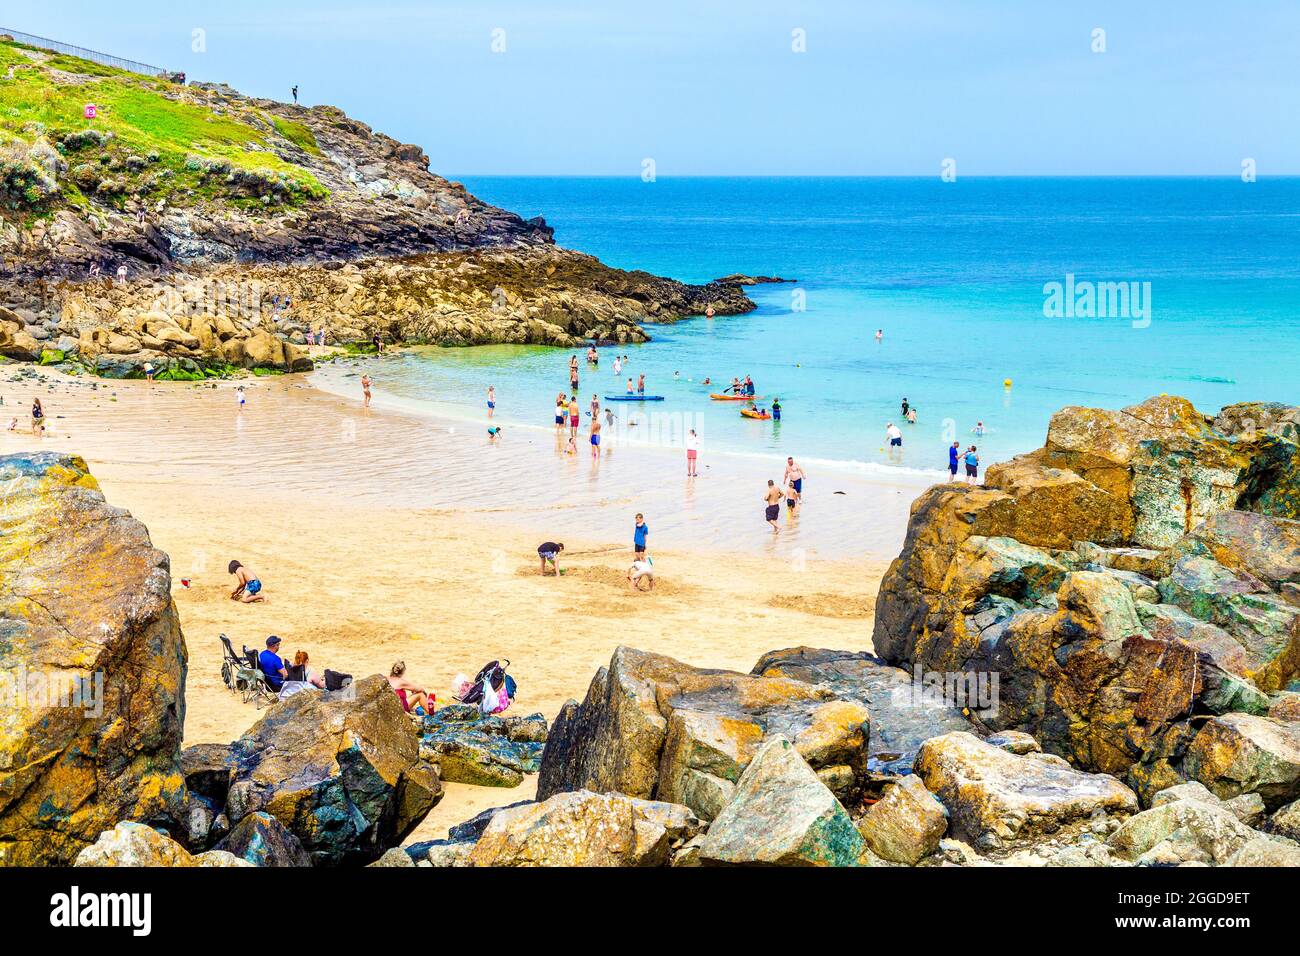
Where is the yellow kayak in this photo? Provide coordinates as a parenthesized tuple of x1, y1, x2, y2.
(740, 408, 771, 420)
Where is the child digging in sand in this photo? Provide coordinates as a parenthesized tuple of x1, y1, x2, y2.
(537, 541, 564, 576)
(628, 557, 655, 591)
(228, 559, 265, 603)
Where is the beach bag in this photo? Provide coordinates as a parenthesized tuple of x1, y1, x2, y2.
(480, 679, 500, 714)
(324, 669, 352, 692)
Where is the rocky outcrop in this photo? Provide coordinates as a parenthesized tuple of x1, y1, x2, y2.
(418, 705, 547, 788)
(215, 811, 313, 867)
(873, 396, 1300, 802)
(467, 790, 699, 867)
(198, 675, 442, 865)
(537, 646, 872, 820)
(0, 453, 187, 866)
(855, 773, 948, 864)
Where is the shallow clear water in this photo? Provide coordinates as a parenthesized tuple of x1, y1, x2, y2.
(344, 176, 1300, 472)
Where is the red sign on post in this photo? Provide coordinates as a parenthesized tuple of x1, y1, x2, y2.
(84, 104, 97, 119)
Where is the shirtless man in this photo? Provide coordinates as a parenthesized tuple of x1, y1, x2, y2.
(783, 457, 806, 499)
(568, 395, 580, 438)
(764, 480, 785, 534)
(590, 417, 602, 460)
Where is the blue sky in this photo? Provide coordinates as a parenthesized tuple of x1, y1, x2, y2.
(10, 1, 1298, 175)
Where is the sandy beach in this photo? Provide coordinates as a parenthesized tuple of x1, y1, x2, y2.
(0, 362, 914, 840)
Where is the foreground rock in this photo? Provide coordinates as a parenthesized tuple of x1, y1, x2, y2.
(872, 396, 1300, 795)
(195, 675, 442, 865)
(0, 453, 187, 866)
(467, 790, 699, 867)
(538, 646, 872, 820)
(215, 811, 312, 867)
(855, 773, 949, 864)
(74, 822, 250, 867)
(418, 705, 547, 787)
(914, 732, 1137, 850)
(698, 736, 866, 867)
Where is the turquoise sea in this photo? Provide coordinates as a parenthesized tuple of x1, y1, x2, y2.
(336, 177, 1300, 475)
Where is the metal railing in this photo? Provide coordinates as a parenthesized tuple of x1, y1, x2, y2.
(0, 27, 169, 78)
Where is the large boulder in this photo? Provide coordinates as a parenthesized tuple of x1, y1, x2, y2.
(74, 821, 251, 867)
(1107, 799, 1256, 865)
(467, 790, 698, 867)
(538, 647, 870, 820)
(1183, 713, 1300, 809)
(914, 732, 1138, 850)
(222, 675, 442, 865)
(0, 453, 187, 866)
(697, 736, 865, 867)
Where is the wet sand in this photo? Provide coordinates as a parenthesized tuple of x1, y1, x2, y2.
(0, 363, 921, 841)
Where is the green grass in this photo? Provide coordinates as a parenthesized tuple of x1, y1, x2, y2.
(0, 38, 328, 214)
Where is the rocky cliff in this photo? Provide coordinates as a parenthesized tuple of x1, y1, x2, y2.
(0, 36, 761, 375)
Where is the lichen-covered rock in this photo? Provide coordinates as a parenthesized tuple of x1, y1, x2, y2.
(1107, 800, 1256, 865)
(74, 821, 252, 867)
(698, 736, 865, 867)
(0, 453, 187, 866)
(467, 790, 698, 867)
(855, 773, 948, 865)
(1183, 713, 1300, 809)
(223, 674, 442, 865)
(418, 706, 546, 787)
(215, 810, 312, 867)
(1224, 834, 1300, 866)
(914, 732, 1137, 850)
(538, 647, 870, 821)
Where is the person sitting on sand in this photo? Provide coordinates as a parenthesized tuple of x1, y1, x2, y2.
(228, 559, 265, 603)
(287, 650, 326, 689)
(388, 661, 434, 715)
(258, 635, 288, 691)
(565, 434, 577, 455)
(628, 557, 655, 591)
(538, 541, 564, 575)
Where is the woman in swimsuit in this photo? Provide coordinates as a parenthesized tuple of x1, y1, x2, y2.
(31, 399, 45, 437)
(388, 661, 433, 715)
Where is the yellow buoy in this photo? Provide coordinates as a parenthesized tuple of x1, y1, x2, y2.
(1003, 378, 1012, 388)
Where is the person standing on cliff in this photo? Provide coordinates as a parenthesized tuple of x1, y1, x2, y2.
(292, 84, 299, 104)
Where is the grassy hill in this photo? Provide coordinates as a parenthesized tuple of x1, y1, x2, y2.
(0, 37, 327, 217)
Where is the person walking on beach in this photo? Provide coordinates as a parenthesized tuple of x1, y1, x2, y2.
(555, 393, 566, 433)
(361, 375, 372, 408)
(590, 393, 600, 420)
(634, 513, 649, 558)
(487, 385, 496, 417)
(948, 441, 960, 480)
(686, 428, 699, 477)
(228, 559, 265, 603)
(764, 480, 784, 534)
(785, 480, 801, 518)
(538, 541, 564, 576)
(964, 445, 980, 485)
(783, 457, 805, 498)
(236, 385, 247, 413)
(30, 398, 45, 437)
(590, 417, 602, 460)
(568, 395, 580, 438)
